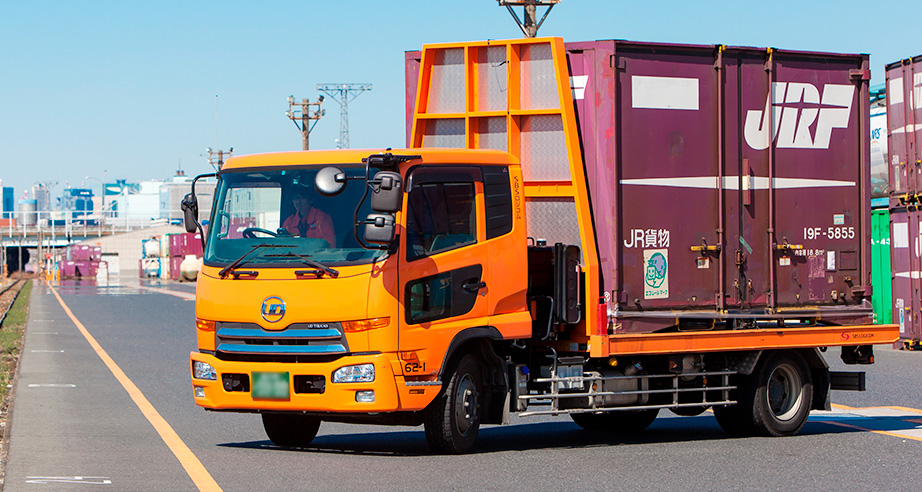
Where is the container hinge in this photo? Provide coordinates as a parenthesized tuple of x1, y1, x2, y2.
(611, 55, 626, 71)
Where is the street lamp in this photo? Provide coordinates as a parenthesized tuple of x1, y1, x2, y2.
(286, 94, 325, 150)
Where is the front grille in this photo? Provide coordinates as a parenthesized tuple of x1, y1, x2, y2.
(215, 322, 350, 362)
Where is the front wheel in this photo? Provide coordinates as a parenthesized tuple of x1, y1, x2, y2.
(423, 354, 482, 454)
(262, 413, 321, 447)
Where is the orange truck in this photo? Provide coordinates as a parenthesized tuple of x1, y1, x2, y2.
(186, 37, 898, 453)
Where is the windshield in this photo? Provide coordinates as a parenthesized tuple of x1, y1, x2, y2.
(204, 164, 387, 268)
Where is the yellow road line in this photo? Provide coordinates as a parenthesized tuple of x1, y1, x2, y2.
(47, 281, 221, 492)
(832, 403, 922, 415)
(820, 420, 922, 443)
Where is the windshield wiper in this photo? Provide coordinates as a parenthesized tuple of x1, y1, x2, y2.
(219, 244, 287, 278)
(264, 252, 340, 278)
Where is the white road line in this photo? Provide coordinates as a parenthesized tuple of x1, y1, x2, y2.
(30, 350, 64, 353)
(27, 384, 77, 388)
(32, 332, 59, 335)
(812, 404, 922, 442)
(26, 476, 112, 485)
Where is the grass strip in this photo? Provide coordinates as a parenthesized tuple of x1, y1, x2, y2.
(0, 281, 33, 402)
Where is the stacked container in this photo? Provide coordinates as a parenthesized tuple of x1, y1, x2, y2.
(175, 232, 203, 281)
(140, 232, 203, 280)
(159, 234, 173, 280)
(140, 236, 162, 278)
(59, 245, 105, 279)
(886, 54, 922, 348)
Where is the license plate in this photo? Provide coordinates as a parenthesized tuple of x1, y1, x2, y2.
(251, 372, 290, 399)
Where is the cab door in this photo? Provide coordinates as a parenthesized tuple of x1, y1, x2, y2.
(397, 166, 490, 377)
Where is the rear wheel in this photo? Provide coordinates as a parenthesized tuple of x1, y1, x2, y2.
(751, 351, 812, 436)
(262, 413, 321, 447)
(424, 354, 482, 454)
(715, 351, 812, 437)
(570, 409, 659, 432)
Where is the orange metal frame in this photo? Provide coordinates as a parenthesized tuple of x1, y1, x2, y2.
(607, 324, 898, 356)
(411, 37, 602, 350)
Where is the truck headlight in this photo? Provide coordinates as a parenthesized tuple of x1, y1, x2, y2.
(193, 361, 217, 380)
(333, 364, 375, 383)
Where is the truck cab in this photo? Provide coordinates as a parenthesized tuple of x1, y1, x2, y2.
(189, 148, 531, 452)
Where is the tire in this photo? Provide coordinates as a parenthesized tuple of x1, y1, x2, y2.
(714, 374, 756, 436)
(570, 409, 659, 432)
(262, 413, 321, 447)
(750, 351, 812, 437)
(424, 354, 482, 454)
(713, 400, 752, 436)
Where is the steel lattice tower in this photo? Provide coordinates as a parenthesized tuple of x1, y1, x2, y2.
(316, 83, 372, 149)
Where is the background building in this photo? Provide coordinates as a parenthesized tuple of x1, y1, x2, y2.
(61, 188, 94, 219)
(1, 183, 13, 219)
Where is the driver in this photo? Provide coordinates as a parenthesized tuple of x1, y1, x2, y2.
(282, 188, 336, 247)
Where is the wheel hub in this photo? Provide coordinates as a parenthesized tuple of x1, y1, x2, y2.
(454, 374, 478, 435)
(767, 363, 803, 421)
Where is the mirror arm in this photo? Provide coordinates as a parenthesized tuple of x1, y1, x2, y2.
(352, 158, 374, 250)
(188, 173, 217, 251)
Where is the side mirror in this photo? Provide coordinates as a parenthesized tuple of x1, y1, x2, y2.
(316, 166, 347, 196)
(180, 193, 199, 233)
(371, 171, 403, 213)
(363, 213, 396, 244)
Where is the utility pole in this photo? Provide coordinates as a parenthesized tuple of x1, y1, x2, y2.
(497, 0, 560, 37)
(317, 83, 372, 149)
(205, 147, 233, 171)
(286, 95, 325, 150)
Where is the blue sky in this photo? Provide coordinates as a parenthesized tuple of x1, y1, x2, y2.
(0, 0, 916, 200)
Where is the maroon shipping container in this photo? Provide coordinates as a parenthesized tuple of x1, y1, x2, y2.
(72, 260, 98, 278)
(60, 261, 77, 279)
(170, 233, 185, 257)
(70, 245, 89, 261)
(170, 232, 202, 258)
(170, 256, 182, 280)
(888, 207, 918, 342)
(406, 40, 872, 331)
(69, 245, 102, 261)
(886, 55, 922, 198)
(182, 232, 204, 257)
(886, 54, 922, 346)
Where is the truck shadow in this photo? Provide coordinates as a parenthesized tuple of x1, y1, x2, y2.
(220, 416, 749, 456)
(218, 413, 920, 456)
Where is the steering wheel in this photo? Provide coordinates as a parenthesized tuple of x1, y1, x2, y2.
(242, 227, 279, 239)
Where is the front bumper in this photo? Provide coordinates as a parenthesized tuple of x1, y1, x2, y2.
(189, 352, 403, 413)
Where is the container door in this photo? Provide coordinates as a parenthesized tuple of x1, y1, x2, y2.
(615, 45, 722, 310)
(728, 50, 868, 310)
(886, 58, 922, 196)
(891, 208, 922, 341)
(397, 166, 491, 374)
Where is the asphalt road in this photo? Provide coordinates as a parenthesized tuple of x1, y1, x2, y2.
(5, 277, 922, 491)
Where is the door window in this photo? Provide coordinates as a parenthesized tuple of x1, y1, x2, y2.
(406, 179, 476, 260)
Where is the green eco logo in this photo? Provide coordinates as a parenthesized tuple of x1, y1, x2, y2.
(645, 252, 667, 288)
